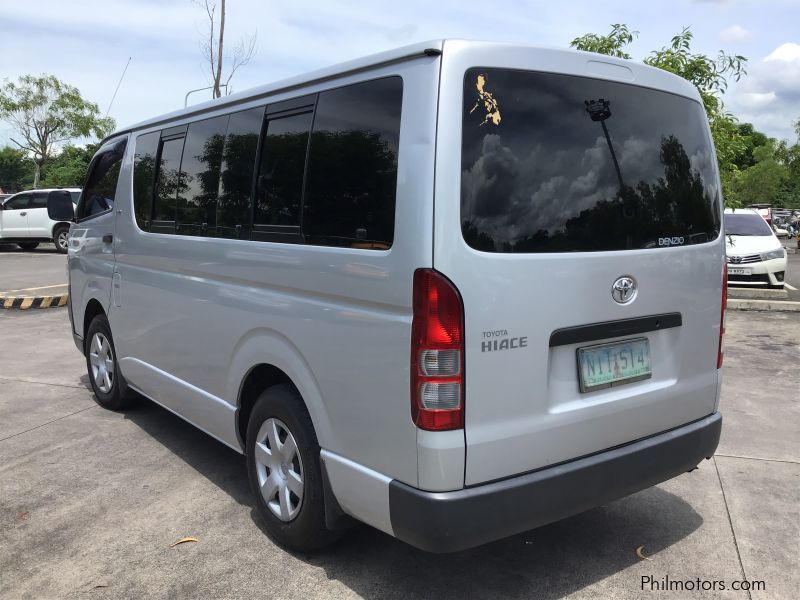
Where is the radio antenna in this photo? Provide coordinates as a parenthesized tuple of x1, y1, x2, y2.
(106, 56, 132, 118)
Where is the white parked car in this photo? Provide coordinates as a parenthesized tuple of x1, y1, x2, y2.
(725, 209, 788, 288)
(0, 188, 80, 253)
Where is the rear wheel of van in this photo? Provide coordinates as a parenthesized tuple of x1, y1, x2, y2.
(53, 225, 70, 254)
(246, 384, 340, 552)
(85, 314, 135, 410)
(17, 242, 39, 251)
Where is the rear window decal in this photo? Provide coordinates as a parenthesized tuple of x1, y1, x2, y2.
(469, 74, 501, 126)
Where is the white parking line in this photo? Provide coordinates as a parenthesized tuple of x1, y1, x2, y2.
(2, 284, 68, 294)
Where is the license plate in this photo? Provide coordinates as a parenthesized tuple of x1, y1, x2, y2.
(727, 267, 750, 275)
(577, 338, 651, 393)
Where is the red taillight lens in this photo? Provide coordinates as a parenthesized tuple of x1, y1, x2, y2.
(411, 269, 464, 431)
(718, 266, 727, 369)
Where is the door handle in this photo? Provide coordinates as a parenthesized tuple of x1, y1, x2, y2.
(102, 234, 113, 244)
(20, 212, 26, 216)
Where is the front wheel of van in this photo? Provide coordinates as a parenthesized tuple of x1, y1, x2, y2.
(85, 314, 135, 410)
(246, 385, 341, 552)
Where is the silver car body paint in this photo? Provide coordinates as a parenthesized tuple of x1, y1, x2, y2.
(68, 40, 724, 540)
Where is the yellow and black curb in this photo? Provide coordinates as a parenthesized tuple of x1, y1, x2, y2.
(1, 294, 68, 310)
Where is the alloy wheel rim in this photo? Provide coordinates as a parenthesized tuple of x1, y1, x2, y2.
(58, 231, 68, 250)
(89, 332, 114, 393)
(254, 418, 304, 522)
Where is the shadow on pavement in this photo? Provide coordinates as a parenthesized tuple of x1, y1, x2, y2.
(122, 395, 703, 600)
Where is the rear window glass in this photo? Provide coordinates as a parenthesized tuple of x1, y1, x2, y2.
(724, 213, 773, 236)
(461, 68, 721, 253)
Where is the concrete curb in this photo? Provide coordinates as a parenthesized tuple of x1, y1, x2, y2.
(1, 293, 68, 310)
(728, 298, 800, 312)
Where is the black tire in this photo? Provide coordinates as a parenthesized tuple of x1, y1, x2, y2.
(84, 314, 135, 410)
(17, 242, 39, 251)
(246, 384, 341, 552)
(53, 225, 70, 254)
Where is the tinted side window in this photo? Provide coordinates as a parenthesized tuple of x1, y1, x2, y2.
(254, 111, 312, 238)
(29, 192, 48, 209)
(4, 193, 30, 210)
(303, 77, 402, 249)
(78, 139, 127, 220)
(177, 115, 228, 236)
(152, 136, 185, 232)
(218, 107, 262, 239)
(133, 132, 160, 230)
(70, 191, 81, 204)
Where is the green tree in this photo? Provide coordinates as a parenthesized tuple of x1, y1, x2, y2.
(570, 25, 747, 205)
(40, 143, 97, 188)
(0, 75, 115, 188)
(732, 141, 789, 206)
(570, 24, 638, 59)
(0, 146, 35, 192)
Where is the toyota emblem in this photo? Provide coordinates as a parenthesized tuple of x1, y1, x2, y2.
(612, 276, 637, 304)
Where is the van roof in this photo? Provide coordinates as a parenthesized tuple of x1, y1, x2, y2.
(110, 39, 700, 141)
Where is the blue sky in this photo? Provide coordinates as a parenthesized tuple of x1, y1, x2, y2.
(0, 0, 797, 145)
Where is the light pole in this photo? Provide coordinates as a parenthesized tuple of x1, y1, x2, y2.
(184, 84, 228, 108)
(585, 98, 624, 190)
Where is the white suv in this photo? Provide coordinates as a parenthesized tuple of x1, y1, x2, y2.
(0, 188, 80, 253)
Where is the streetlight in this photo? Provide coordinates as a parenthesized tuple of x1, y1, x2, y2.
(585, 98, 624, 190)
(184, 84, 228, 107)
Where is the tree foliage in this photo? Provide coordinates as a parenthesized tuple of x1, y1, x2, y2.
(571, 25, 749, 205)
(0, 74, 114, 188)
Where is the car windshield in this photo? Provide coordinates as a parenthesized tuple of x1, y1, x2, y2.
(724, 213, 773, 236)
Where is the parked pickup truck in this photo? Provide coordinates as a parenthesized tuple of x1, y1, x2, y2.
(0, 188, 80, 253)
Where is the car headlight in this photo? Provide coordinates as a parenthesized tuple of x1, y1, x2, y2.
(760, 248, 786, 261)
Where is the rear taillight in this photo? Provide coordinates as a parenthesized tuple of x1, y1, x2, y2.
(717, 266, 727, 369)
(411, 269, 464, 431)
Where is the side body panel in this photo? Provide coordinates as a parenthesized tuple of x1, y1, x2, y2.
(0, 193, 30, 237)
(109, 56, 441, 487)
(69, 160, 123, 339)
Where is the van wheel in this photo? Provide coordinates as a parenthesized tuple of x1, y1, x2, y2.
(53, 225, 70, 253)
(17, 242, 39, 251)
(246, 384, 341, 552)
(85, 314, 135, 410)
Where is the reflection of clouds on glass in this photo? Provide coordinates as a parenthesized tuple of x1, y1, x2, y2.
(460, 68, 720, 253)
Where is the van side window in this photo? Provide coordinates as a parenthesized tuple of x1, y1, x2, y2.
(218, 107, 263, 239)
(133, 132, 160, 230)
(302, 77, 402, 250)
(152, 135, 185, 233)
(177, 115, 229, 237)
(77, 139, 127, 221)
(253, 110, 312, 242)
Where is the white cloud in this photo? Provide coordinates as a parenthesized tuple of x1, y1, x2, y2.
(719, 25, 752, 44)
(728, 42, 800, 141)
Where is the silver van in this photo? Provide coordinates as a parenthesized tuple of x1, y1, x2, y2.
(60, 40, 725, 553)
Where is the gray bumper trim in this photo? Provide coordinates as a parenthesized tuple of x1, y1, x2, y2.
(389, 412, 722, 553)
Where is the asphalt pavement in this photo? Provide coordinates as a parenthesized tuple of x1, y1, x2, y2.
(0, 308, 797, 599)
(0, 244, 68, 296)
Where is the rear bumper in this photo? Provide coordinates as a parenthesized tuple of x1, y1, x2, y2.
(389, 412, 722, 553)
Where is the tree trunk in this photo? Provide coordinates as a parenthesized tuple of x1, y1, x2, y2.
(214, 0, 226, 98)
(33, 161, 42, 189)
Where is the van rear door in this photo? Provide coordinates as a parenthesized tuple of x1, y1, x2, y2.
(434, 49, 725, 486)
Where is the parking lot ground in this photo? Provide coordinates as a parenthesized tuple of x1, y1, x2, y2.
(0, 309, 798, 599)
(0, 246, 67, 296)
